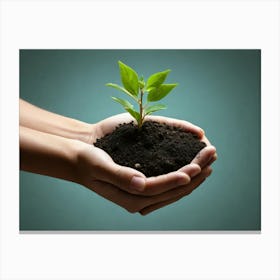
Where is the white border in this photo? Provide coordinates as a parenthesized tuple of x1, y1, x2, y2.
(1, 0, 279, 279)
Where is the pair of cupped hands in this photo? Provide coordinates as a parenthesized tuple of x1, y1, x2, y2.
(76, 113, 217, 215)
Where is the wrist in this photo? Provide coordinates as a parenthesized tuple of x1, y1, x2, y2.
(20, 99, 96, 144)
(71, 120, 95, 144)
(20, 126, 86, 183)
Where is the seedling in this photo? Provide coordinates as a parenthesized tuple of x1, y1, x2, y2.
(106, 61, 178, 128)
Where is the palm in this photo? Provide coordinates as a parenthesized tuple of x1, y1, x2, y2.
(93, 113, 135, 141)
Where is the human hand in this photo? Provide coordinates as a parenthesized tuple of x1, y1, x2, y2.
(74, 114, 216, 214)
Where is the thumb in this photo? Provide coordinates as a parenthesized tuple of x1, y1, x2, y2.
(102, 162, 147, 194)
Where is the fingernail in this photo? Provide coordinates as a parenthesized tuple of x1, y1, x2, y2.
(130, 176, 146, 191)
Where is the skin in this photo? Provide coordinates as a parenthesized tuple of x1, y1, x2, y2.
(20, 99, 217, 215)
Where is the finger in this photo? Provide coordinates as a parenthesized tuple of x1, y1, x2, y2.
(86, 165, 212, 214)
(201, 134, 212, 146)
(207, 153, 218, 166)
(191, 146, 216, 168)
(143, 163, 201, 196)
(139, 166, 213, 215)
(89, 147, 199, 196)
(88, 147, 147, 194)
(86, 180, 146, 214)
(135, 165, 211, 213)
(140, 177, 207, 215)
(97, 162, 199, 198)
(111, 159, 208, 198)
(140, 195, 187, 216)
(106, 163, 148, 194)
(145, 115, 204, 139)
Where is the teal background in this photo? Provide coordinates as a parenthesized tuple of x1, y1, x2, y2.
(20, 50, 261, 230)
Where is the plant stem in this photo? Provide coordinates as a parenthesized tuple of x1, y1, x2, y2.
(139, 88, 144, 128)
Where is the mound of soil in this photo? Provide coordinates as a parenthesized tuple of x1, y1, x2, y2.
(94, 121, 206, 177)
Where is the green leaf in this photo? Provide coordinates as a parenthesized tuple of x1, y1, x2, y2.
(147, 84, 178, 102)
(106, 83, 138, 102)
(146, 69, 170, 90)
(111, 96, 134, 109)
(126, 108, 141, 123)
(118, 61, 139, 97)
(111, 97, 140, 123)
(144, 104, 167, 115)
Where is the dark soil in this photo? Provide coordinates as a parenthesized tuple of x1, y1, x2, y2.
(94, 121, 206, 177)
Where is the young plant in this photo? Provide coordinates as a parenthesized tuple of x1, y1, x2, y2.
(106, 61, 178, 128)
